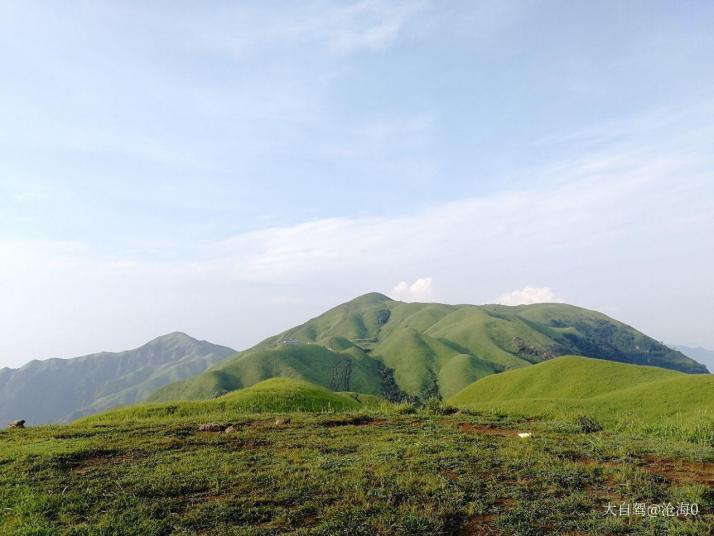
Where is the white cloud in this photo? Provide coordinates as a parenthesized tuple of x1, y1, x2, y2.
(391, 278, 434, 301)
(2, 105, 714, 364)
(497, 286, 564, 306)
(3, 135, 713, 365)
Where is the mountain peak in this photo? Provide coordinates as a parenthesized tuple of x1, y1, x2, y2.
(350, 292, 394, 304)
(146, 332, 199, 345)
(161, 331, 194, 339)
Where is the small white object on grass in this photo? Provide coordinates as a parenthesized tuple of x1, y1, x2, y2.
(517, 432, 532, 439)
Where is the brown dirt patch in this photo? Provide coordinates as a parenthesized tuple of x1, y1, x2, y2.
(642, 455, 714, 486)
(567, 455, 621, 468)
(494, 497, 516, 507)
(229, 437, 272, 449)
(68, 451, 138, 474)
(455, 514, 498, 535)
(457, 423, 518, 437)
(320, 416, 386, 427)
(440, 469, 459, 481)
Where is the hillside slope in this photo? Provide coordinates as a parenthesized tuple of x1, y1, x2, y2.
(150, 293, 707, 402)
(448, 356, 714, 423)
(672, 344, 714, 374)
(151, 343, 387, 402)
(80, 378, 370, 424)
(0, 333, 236, 424)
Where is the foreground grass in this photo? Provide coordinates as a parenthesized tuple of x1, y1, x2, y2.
(1, 410, 712, 535)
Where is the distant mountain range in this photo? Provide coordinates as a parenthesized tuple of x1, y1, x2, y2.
(0, 333, 236, 424)
(3, 294, 707, 424)
(150, 293, 708, 403)
(670, 344, 714, 374)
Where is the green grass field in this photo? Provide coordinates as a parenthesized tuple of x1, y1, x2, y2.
(3, 362, 712, 534)
(448, 356, 714, 444)
(1, 406, 712, 535)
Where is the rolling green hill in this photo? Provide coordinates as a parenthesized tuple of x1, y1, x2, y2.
(448, 356, 714, 426)
(0, 333, 236, 424)
(149, 293, 707, 403)
(150, 343, 387, 401)
(79, 378, 375, 424)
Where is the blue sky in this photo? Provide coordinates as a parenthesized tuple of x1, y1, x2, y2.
(1, 1, 713, 368)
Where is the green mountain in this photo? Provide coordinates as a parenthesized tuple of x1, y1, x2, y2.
(149, 293, 707, 403)
(448, 355, 714, 424)
(671, 344, 714, 373)
(79, 377, 378, 425)
(0, 333, 236, 424)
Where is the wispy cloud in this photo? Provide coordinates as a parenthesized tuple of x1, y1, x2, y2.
(321, 0, 429, 53)
(0, 1, 434, 178)
(1, 104, 713, 364)
(186, 0, 430, 57)
(532, 101, 714, 152)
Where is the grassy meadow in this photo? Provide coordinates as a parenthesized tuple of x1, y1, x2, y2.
(1, 391, 712, 535)
(448, 357, 714, 445)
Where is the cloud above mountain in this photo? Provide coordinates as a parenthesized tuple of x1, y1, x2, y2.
(391, 278, 434, 301)
(498, 286, 563, 306)
(3, 111, 712, 365)
(1, 2, 713, 365)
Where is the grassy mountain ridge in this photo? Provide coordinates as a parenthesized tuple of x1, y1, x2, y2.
(449, 355, 679, 402)
(448, 356, 714, 429)
(149, 293, 707, 403)
(0, 333, 236, 424)
(150, 344, 386, 402)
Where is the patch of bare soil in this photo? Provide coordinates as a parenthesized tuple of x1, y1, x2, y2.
(320, 416, 386, 427)
(454, 514, 498, 535)
(642, 455, 714, 486)
(440, 469, 459, 481)
(68, 451, 138, 474)
(566, 454, 621, 468)
(228, 437, 272, 449)
(457, 423, 516, 437)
